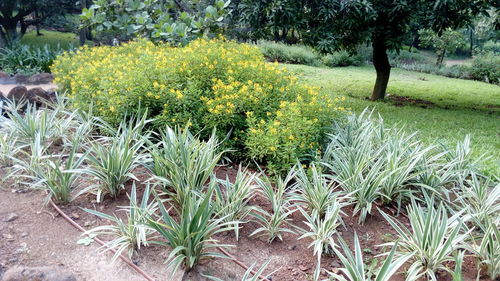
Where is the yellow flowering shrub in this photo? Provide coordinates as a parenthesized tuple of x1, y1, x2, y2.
(52, 38, 345, 173)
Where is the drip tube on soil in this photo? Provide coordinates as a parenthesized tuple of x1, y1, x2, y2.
(48, 197, 270, 281)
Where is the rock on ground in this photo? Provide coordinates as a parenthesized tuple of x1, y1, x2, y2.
(1, 266, 76, 281)
(0, 72, 9, 80)
(12, 75, 29, 85)
(26, 73, 54, 85)
(3, 213, 19, 223)
(6, 86, 31, 103)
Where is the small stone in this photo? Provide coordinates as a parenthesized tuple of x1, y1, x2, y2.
(27, 87, 50, 105)
(330, 268, 340, 274)
(287, 245, 296, 250)
(4, 213, 19, 222)
(15, 242, 28, 254)
(70, 213, 79, 220)
(8, 257, 18, 263)
(299, 265, 309, 271)
(291, 270, 299, 276)
(2, 266, 76, 281)
(3, 234, 14, 241)
(27, 73, 54, 84)
(0, 71, 9, 79)
(21, 232, 28, 238)
(83, 221, 91, 227)
(7, 86, 32, 103)
(330, 261, 340, 267)
(13, 74, 29, 84)
(287, 266, 293, 270)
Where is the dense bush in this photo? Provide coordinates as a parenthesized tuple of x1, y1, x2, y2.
(257, 41, 321, 66)
(322, 50, 363, 67)
(0, 43, 68, 75)
(469, 52, 500, 84)
(52, 38, 344, 173)
(398, 63, 471, 79)
(482, 41, 500, 54)
(42, 14, 80, 33)
(388, 49, 428, 65)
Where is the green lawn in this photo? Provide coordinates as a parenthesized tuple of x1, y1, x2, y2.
(20, 30, 86, 49)
(285, 64, 500, 175)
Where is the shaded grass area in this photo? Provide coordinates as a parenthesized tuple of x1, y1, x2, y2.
(286, 64, 500, 175)
(20, 29, 87, 49)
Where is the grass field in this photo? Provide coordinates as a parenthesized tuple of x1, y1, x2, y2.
(286, 64, 500, 175)
(20, 29, 85, 49)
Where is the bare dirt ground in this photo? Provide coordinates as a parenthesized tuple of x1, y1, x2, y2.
(0, 165, 491, 281)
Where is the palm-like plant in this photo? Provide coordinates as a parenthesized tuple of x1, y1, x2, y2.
(146, 183, 234, 275)
(469, 223, 500, 279)
(443, 135, 483, 177)
(323, 111, 387, 223)
(146, 126, 223, 206)
(455, 173, 499, 229)
(298, 201, 344, 281)
(414, 150, 460, 198)
(0, 133, 22, 167)
(83, 182, 157, 262)
(8, 132, 48, 184)
(324, 148, 387, 224)
(293, 163, 340, 217)
(377, 130, 428, 210)
(250, 171, 296, 242)
(1, 100, 64, 145)
(33, 142, 87, 204)
(416, 136, 483, 200)
(452, 251, 465, 281)
(329, 233, 412, 281)
(380, 199, 470, 281)
(77, 132, 146, 202)
(213, 166, 257, 240)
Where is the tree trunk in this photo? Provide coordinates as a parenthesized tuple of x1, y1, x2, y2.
(409, 34, 419, 52)
(0, 30, 5, 48)
(371, 38, 391, 101)
(4, 24, 20, 45)
(79, 0, 88, 46)
(469, 28, 473, 57)
(436, 49, 445, 66)
(20, 19, 28, 38)
(35, 10, 42, 36)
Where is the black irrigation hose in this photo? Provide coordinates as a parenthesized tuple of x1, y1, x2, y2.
(47, 198, 156, 281)
(48, 197, 270, 281)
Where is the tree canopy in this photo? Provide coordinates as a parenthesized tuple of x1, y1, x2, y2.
(0, 0, 76, 46)
(80, 0, 230, 44)
(235, 0, 494, 100)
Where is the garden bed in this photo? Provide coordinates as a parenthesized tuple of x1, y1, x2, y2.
(0, 164, 489, 281)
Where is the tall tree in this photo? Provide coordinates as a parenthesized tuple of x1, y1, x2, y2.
(235, 0, 305, 42)
(235, 0, 493, 100)
(0, 0, 75, 47)
(302, 0, 492, 100)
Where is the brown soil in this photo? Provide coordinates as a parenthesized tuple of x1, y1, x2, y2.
(0, 165, 492, 281)
(388, 95, 436, 109)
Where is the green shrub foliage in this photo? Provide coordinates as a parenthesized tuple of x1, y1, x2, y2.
(52, 38, 344, 173)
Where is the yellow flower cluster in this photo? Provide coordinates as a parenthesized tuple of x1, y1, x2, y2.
(51, 38, 345, 173)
